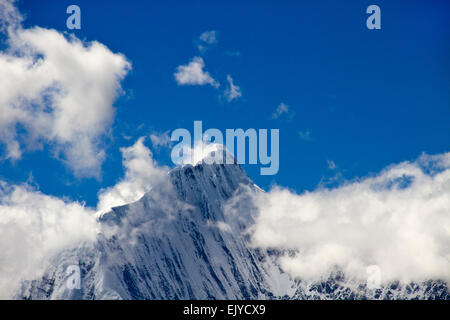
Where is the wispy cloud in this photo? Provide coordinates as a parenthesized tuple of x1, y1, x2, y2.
(197, 30, 217, 53)
(150, 131, 172, 149)
(298, 129, 312, 141)
(199, 30, 217, 44)
(272, 102, 294, 120)
(0, 0, 22, 31)
(327, 160, 336, 170)
(224, 75, 242, 102)
(174, 56, 219, 88)
(224, 50, 241, 57)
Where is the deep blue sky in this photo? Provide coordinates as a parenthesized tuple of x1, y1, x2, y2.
(1, 0, 449, 207)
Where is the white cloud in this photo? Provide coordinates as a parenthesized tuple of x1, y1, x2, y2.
(224, 75, 242, 102)
(0, 2, 131, 178)
(0, 182, 97, 299)
(96, 137, 168, 215)
(272, 102, 294, 120)
(247, 152, 450, 284)
(174, 56, 219, 88)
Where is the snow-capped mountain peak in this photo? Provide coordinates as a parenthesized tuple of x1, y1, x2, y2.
(16, 160, 448, 300)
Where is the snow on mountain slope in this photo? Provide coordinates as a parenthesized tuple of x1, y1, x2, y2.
(15, 150, 449, 300)
(17, 155, 294, 299)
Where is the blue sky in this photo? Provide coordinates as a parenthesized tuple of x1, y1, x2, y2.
(1, 0, 449, 207)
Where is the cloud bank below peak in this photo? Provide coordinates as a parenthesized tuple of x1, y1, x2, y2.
(243, 152, 450, 284)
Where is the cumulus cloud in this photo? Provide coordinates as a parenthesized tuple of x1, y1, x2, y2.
(97, 137, 168, 215)
(271, 102, 294, 120)
(247, 152, 450, 284)
(0, 182, 97, 298)
(224, 75, 242, 102)
(174, 56, 219, 88)
(0, 1, 131, 178)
